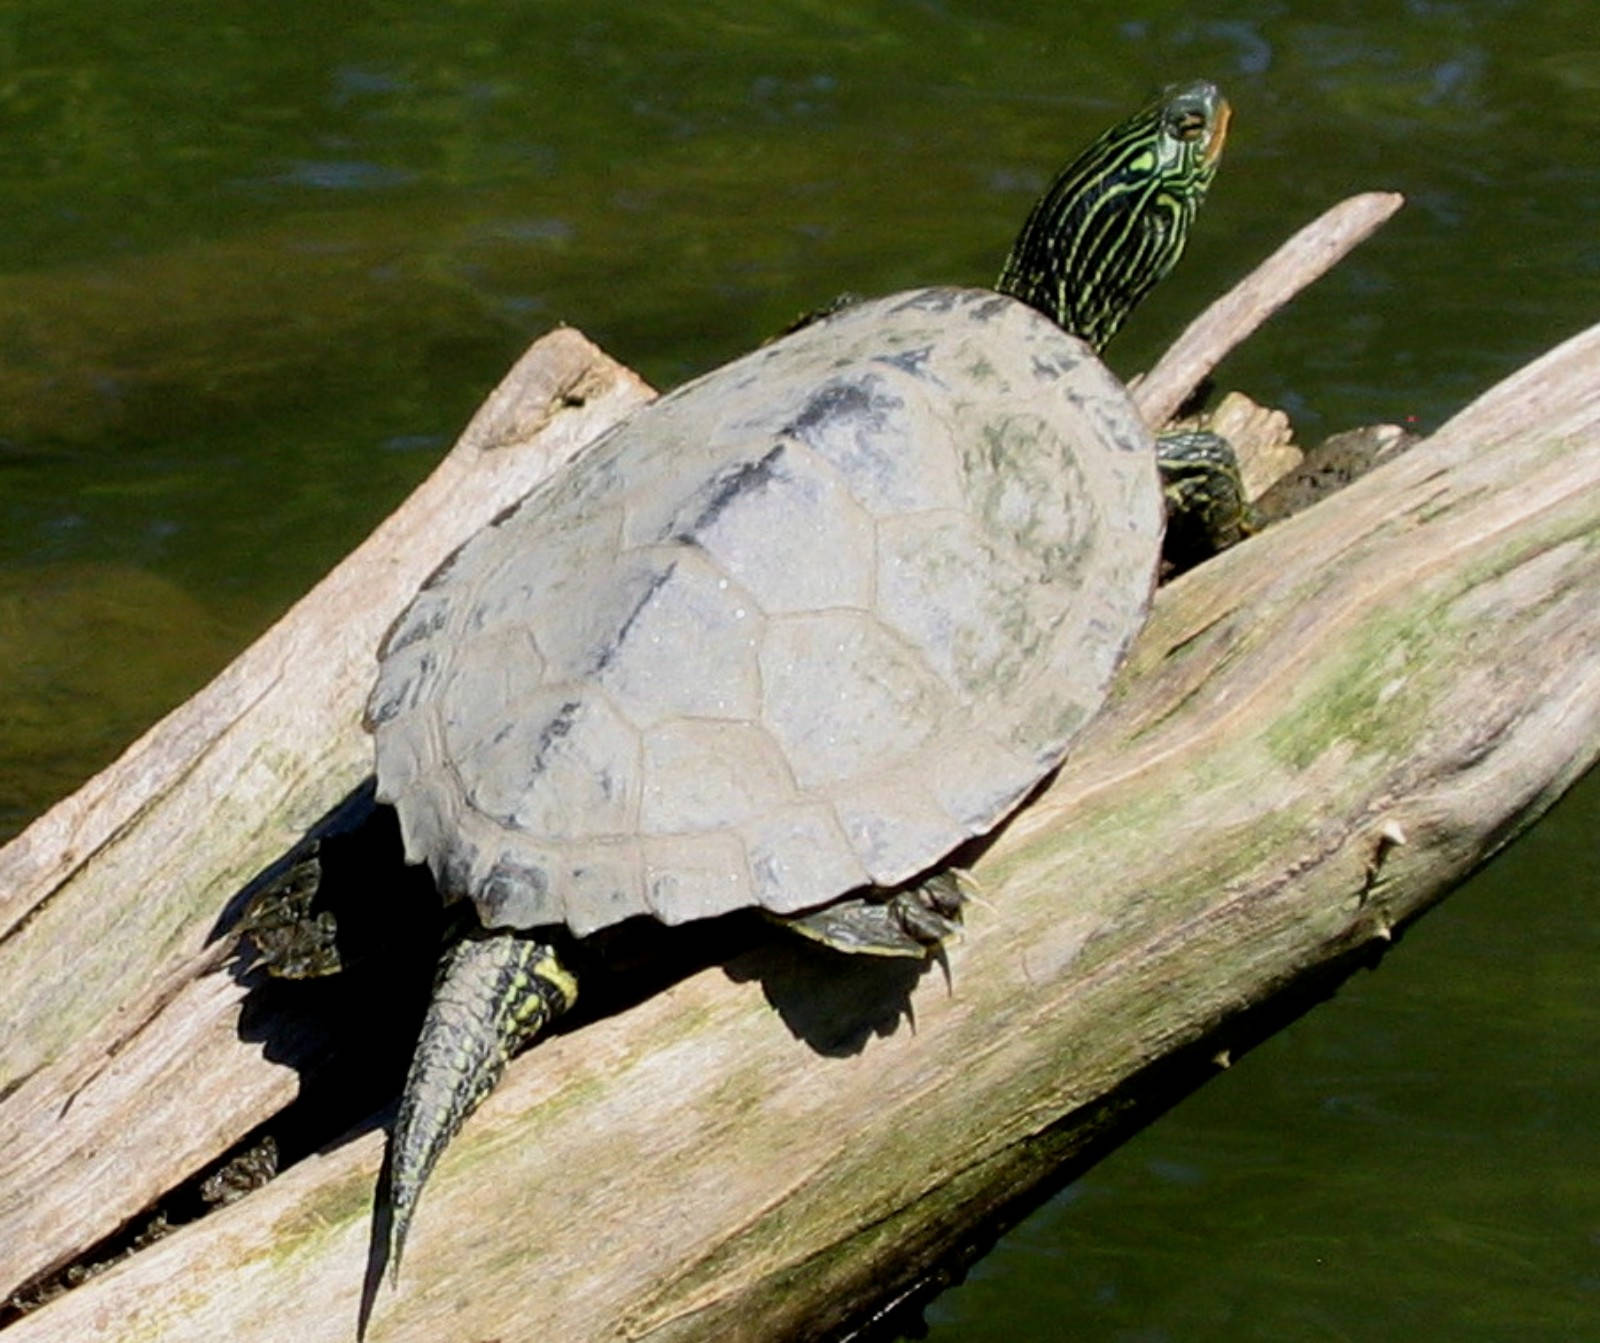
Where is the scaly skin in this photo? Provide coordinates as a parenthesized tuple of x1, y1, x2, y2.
(388, 934, 577, 1278)
(1155, 428, 1255, 569)
(998, 79, 1229, 352)
(997, 81, 1246, 563)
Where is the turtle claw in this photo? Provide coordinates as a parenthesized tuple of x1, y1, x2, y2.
(236, 847, 342, 980)
(892, 869, 969, 944)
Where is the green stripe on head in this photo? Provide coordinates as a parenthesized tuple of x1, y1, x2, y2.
(998, 80, 1228, 352)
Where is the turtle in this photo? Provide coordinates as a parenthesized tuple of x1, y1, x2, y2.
(364, 78, 1242, 1278)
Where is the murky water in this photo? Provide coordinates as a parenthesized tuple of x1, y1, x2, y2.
(1, 2, 1595, 1336)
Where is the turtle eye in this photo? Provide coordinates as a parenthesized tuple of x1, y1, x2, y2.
(1171, 108, 1207, 141)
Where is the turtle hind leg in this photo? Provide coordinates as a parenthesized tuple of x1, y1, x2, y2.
(777, 869, 970, 957)
(1156, 428, 1256, 573)
(387, 931, 577, 1283)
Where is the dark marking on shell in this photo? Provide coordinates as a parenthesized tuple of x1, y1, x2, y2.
(436, 845, 477, 902)
(482, 856, 549, 920)
(874, 345, 935, 380)
(418, 543, 466, 593)
(889, 288, 961, 317)
(972, 293, 1014, 323)
(673, 444, 785, 541)
(590, 564, 676, 674)
(381, 602, 450, 658)
(485, 497, 524, 531)
(1029, 348, 1082, 381)
(363, 682, 405, 730)
(530, 700, 582, 775)
(783, 379, 889, 445)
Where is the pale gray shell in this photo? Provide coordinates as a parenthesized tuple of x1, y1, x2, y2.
(369, 287, 1162, 937)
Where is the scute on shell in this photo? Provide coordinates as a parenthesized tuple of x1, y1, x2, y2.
(370, 286, 1163, 934)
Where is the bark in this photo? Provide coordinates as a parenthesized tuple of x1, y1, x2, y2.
(2, 302, 1598, 1339)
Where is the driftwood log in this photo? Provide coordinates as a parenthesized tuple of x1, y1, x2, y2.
(1, 197, 1598, 1340)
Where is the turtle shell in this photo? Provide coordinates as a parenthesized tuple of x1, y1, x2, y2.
(368, 286, 1162, 937)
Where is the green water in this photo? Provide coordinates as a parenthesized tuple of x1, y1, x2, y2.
(1, 2, 1594, 1337)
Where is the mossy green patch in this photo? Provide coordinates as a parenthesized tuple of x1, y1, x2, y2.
(1268, 505, 1599, 776)
(700, 1065, 769, 1129)
(1265, 598, 1449, 775)
(271, 1164, 374, 1253)
(1453, 506, 1600, 605)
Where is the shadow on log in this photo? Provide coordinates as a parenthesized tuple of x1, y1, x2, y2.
(1, 199, 1598, 1339)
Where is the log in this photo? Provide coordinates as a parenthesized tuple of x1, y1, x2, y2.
(4, 307, 1598, 1338)
(0, 332, 655, 1308)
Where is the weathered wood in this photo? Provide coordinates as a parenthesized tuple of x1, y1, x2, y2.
(0, 331, 655, 1301)
(4, 313, 1599, 1340)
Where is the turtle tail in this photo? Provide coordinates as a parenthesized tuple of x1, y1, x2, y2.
(387, 930, 578, 1284)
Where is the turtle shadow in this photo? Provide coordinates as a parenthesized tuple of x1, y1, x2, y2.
(717, 819, 1021, 1058)
(40, 790, 449, 1338)
(204, 787, 949, 1333)
(724, 936, 931, 1057)
(214, 784, 444, 1147)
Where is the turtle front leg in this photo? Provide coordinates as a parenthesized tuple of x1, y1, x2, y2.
(1156, 428, 1255, 571)
(388, 931, 578, 1282)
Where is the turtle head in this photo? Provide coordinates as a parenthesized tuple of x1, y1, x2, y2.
(997, 79, 1229, 352)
